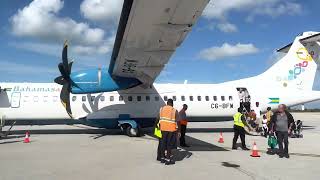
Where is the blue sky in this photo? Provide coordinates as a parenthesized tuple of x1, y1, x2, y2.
(0, 0, 320, 108)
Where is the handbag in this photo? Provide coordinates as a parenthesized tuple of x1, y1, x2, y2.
(268, 133, 278, 149)
(154, 123, 162, 138)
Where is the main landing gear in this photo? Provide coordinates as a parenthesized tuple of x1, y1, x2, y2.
(118, 114, 141, 137)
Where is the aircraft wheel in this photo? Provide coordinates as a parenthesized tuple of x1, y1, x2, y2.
(125, 125, 140, 137)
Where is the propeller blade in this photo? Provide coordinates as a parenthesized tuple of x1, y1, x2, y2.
(60, 82, 72, 118)
(54, 76, 65, 85)
(58, 63, 68, 79)
(62, 41, 69, 74)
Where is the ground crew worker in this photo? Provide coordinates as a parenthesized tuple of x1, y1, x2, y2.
(179, 104, 189, 147)
(232, 108, 252, 150)
(158, 99, 179, 165)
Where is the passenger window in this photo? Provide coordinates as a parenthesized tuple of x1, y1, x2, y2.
(229, 96, 233, 101)
(155, 96, 159, 101)
(172, 96, 176, 101)
(72, 96, 77, 102)
(110, 96, 114, 101)
(33, 96, 39, 102)
(181, 96, 185, 101)
(24, 96, 29, 102)
(119, 96, 124, 101)
(128, 96, 132, 101)
(146, 96, 150, 101)
(213, 96, 217, 101)
(197, 96, 201, 101)
(164, 96, 168, 101)
(53, 96, 58, 102)
(82, 96, 86, 102)
(43, 96, 49, 102)
(100, 96, 105, 101)
(205, 96, 209, 101)
(137, 96, 141, 101)
(91, 96, 95, 102)
(221, 96, 225, 101)
(189, 96, 193, 101)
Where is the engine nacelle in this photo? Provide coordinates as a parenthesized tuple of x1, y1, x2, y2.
(70, 68, 141, 94)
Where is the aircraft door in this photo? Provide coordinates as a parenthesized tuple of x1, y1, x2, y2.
(11, 92, 21, 108)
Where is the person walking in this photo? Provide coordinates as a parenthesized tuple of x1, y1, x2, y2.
(158, 99, 179, 165)
(266, 107, 273, 131)
(232, 108, 252, 150)
(271, 104, 294, 158)
(179, 104, 189, 147)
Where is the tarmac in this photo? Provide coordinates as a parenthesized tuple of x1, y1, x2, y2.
(0, 112, 319, 180)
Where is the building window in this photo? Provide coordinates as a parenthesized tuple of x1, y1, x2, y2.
(137, 96, 141, 101)
(72, 96, 77, 102)
(221, 96, 225, 101)
(82, 96, 86, 102)
(172, 96, 176, 101)
(205, 96, 209, 101)
(110, 96, 114, 101)
(189, 96, 193, 101)
(164, 96, 168, 101)
(213, 96, 217, 101)
(197, 96, 201, 101)
(181, 96, 185, 101)
(155, 96, 159, 101)
(229, 96, 233, 101)
(128, 96, 132, 101)
(146, 96, 150, 101)
(119, 96, 124, 101)
(100, 96, 105, 101)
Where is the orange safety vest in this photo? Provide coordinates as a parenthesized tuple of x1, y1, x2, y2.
(159, 105, 177, 132)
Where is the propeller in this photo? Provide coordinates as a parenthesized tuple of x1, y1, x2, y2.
(54, 41, 73, 118)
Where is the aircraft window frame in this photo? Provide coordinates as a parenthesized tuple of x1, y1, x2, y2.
(128, 96, 133, 101)
(155, 96, 160, 101)
(197, 96, 201, 101)
(119, 95, 124, 101)
(100, 96, 105, 101)
(229, 96, 233, 101)
(53, 96, 58, 102)
(91, 96, 95, 102)
(189, 96, 193, 101)
(164, 96, 168, 101)
(205, 96, 209, 101)
(23, 96, 29, 102)
(110, 96, 114, 101)
(146, 96, 150, 101)
(43, 96, 49, 102)
(221, 96, 225, 101)
(137, 96, 142, 101)
(72, 96, 77, 102)
(172, 96, 176, 101)
(181, 96, 185, 101)
(82, 96, 86, 102)
(33, 96, 39, 102)
(213, 96, 217, 101)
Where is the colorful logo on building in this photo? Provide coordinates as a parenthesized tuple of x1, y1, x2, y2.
(269, 98, 280, 104)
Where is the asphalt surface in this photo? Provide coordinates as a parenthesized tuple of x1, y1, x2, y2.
(0, 112, 319, 180)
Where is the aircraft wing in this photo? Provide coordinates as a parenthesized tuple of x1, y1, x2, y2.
(109, 0, 209, 86)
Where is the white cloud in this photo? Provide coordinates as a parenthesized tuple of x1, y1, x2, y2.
(199, 43, 259, 61)
(203, 0, 301, 20)
(80, 0, 123, 23)
(10, 0, 113, 55)
(217, 22, 238, 33)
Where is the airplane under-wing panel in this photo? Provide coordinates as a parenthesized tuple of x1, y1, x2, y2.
(109, 0, 209, 86)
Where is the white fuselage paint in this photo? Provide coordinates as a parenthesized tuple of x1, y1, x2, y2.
(1, 79, 320, 122)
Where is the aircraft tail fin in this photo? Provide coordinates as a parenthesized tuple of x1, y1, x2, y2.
(261, 31, 320, 90)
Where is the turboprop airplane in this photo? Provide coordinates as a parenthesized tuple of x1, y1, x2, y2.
(1, 0, 320, 136)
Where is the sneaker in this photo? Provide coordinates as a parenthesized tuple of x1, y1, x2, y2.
(181, 144, 190, 147)
(232, 147, 237, 150)
(165, 160, 175, 165)
(284, 154, 290, 158)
